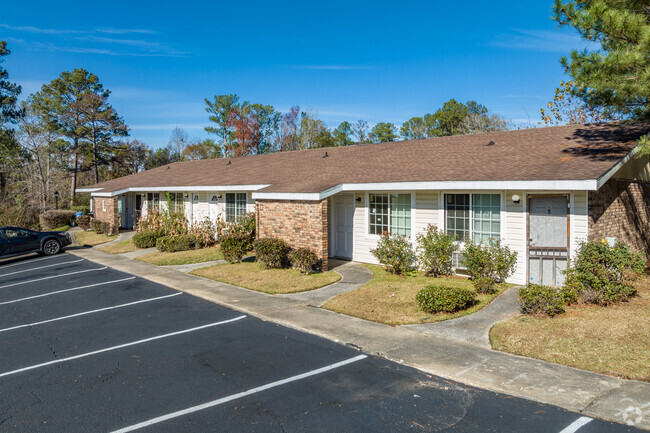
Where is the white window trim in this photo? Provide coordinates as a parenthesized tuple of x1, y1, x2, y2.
(365, 191, 416, 243)
(441, 191, 504, 244)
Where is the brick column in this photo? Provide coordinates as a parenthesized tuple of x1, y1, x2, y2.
(92, 196, 119, 235)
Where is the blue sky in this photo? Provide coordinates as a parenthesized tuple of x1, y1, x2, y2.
(2, 1, 591, 148)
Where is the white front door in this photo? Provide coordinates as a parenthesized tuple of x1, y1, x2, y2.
(332, 195, 354, 259)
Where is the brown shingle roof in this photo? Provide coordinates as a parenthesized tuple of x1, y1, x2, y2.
(84, 122, 649, 194)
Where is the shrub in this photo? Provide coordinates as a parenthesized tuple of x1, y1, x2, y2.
(415, 285, 476, 313)
(518, 285, 565, 317)
(254, 237, 289, 269)
(289, 248, 319, 274)
(220, 233, 250, 263)
(462, 239, 517, 282)
(133, 229, 166, 248)
(91, 220, 101, 234)
(473, 277, 497, 294)
(39, 210, 77, 231)
(190, 217, 216, 247)
(416, 224, 457, 277)
(564, 239, 645, 305)
(77, 215, 91, 230)
(229, 212, 256, 249)
(371, 233, 415, 275)
(156, 234, 202, 252)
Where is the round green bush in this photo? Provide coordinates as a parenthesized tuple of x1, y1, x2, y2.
(415, 285, 476, 313)
(220, 233, 250, 263)
(133, 229, 166, 248)
(156, 234, 201, 252)
(289, 247, 319, 274)
(254, 237, 289, 269)
(517, 284, 565, 317)
(370, 233, 415, 275)
(472, 277, 497, 294)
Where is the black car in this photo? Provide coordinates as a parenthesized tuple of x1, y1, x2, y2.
(0, 226, 72, 258)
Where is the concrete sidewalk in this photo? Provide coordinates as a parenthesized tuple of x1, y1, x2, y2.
(68, 247, 650, 430)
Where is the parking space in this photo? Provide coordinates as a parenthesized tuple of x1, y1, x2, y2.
(0, 255, 642, 432)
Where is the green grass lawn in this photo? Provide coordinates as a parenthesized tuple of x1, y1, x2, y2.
(322, 264, 509, 326)
(191, 262, 341, 294)
(490, 275, 650, 381)
(99, 238, 140, 254)
(75, 230, 116, 246)
(136, 245, 224, 266)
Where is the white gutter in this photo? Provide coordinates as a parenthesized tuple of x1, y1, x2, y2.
(252, 179, 599, 201)
(85, 184, 270, 197)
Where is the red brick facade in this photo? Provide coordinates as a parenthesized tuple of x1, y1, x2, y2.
(588, 178, 650, 254)
(92, 197, 119, 235)
(256, 199, 329, 270)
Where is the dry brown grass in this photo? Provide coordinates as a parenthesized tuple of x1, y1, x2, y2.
(322, 265, 507, 326)
(99, 238, 139, 254)
(490, 276, 650, 381)
(136, 246, 224, 266)
(74, 231, 116, 246)
(191, 262, 340, 294)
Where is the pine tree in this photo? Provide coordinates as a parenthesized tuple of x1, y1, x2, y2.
(553, 0, 650, 118)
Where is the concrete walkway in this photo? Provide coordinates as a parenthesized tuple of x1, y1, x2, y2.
(100, 230, 136, 248)
(278, 260, 374, 306)
(405, 287, 522, 349)
(67, 247, 650, 430)
(119, 247, 157, 259)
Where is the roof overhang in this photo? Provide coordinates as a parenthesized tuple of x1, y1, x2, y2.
(251, 179, 600, 201)
(82, 184, 270, 197)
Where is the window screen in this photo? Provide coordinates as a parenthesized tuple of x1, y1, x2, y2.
(147, 193, 160, 211)
(390, 194, 411, 236)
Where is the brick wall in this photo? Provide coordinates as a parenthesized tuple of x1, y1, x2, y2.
(92, 197, 119, 235)
(256, 199, 329, 270)
(588, 178, 650, 254)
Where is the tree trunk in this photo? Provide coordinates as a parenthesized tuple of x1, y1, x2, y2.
(70, 150, 78, 208)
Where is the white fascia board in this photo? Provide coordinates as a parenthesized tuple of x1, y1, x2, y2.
(252, 192, 322, 201)
(90, 184, 270, 197)
(76, 188, 104, 193)
(596, 144, 641, 189)
(252, 180, 598, 202)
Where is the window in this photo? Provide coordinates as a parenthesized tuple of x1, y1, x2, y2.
(167, 192, 184, 213)
(4, 228, 30, 238)
(472, 194, 501, 243)
(369, 193, 411, 236)
(147, 193, 160, 211)
(226, 193, 246, 222)
(445, 193, 501, 242)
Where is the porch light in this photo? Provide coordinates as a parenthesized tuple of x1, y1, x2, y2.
(356, 197, 362, 202)
(184, 194, 189, 198)
(54, 191, 59, 209)
(512, 194, 520, 203)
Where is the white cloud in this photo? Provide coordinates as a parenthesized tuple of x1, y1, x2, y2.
(490, 28, 597, 53)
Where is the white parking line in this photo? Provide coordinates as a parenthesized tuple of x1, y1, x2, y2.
(559, 416, 593, 433)
(0, 277, 136, 306)
(0, 315, 246, 379)
(0, 292, 183, 333)
(1, 259, 84, 277)
(0, 253, 68, 269)
(0, 267, 107, 289)
(110, 354, 368, 433)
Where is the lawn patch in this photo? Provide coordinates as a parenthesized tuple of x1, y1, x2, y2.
(191, 262, 340, 294)
(136, 246, 224, 266)
(75, 230, 116, 246)
(323, 265, 507, 326)
(490, 276, 650, 381)
(99, 238, 139, 254)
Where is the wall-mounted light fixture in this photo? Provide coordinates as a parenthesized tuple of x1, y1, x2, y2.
(218, 195, 223, 199)
(184, 193, 189, 198)
(356, 197, 362, 202)
(511, 194, 520, 203)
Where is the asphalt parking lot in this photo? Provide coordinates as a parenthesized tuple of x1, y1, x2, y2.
(0, 253, 643, 432)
